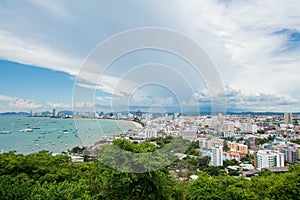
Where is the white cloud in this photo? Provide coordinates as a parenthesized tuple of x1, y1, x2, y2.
(179, 85, 299, 112)
(170, 0, 300, 96)
(0, 95, 17, 102)
(28, 0, 70, 20)
(8, 99, 42, 111)
(0, 30, 80, 75)
(0, 94, 42, 112)
(46, 102, 71, 109)
(224, 86, 299, 111)
(130, 95, 174, 107)
(0, 1, 299, 112)
(74, 102, 94, 109)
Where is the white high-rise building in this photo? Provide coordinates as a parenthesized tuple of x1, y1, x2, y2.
(256, 150, 284, 170)
(144, 128, 157, 139)
(284, 112, 293, 124)
(210, 145, 223, 166)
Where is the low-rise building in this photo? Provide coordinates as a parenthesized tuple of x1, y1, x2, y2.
(227, 141, 248, 154)
(71, 156, 84, 163)
(223, 151, 241, 161)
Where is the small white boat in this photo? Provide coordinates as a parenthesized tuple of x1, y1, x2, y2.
(1, 130, 12, 134)
(20, 128, 33, 132)
(30, 126, 40, 129)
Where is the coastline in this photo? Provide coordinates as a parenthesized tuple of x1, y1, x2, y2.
(86, 119, 144, 150)
(73, 118, 143, 128)
(95, 118, 143, 128)
(0, 116, 142, 154)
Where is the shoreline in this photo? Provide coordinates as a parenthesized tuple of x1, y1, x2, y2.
(0, 116, 143, 154)
(72, 118, 143, 129)
(87, 119, 144, 150)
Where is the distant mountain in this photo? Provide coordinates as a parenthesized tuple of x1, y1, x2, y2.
(58, 110, 74, 115)
(226, 111, 300, 115)
(1, 110, 299, 117)
(0, 112, 30, 116)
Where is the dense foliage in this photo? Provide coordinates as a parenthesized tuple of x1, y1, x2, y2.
(186, 165, 300, 200)
(0, 139, 299, 199)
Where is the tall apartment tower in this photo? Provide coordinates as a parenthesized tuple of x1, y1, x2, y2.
(255, 150, 284, 170)
(210, 145, 223, 166)
(280, 146, 298, 163)
(284, 112, 293, 124)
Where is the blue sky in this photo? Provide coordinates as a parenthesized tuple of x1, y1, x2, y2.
(0, 0, 300, 113)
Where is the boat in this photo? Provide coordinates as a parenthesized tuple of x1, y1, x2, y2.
(30, 126, 40, 129)
(20, 128, 33, 132)
(63, 130, 68, 133)
(1, 130, 12, 134)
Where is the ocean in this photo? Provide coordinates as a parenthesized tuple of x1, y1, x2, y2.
(0, 115, 137, 154)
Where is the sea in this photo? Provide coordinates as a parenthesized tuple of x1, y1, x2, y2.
(0, 115, 137, 154)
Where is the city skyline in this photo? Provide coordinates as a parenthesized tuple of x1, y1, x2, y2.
(1, 1, 300, 113)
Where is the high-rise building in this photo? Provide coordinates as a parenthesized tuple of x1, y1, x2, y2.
(144, 128, 157, 139)
(255, 150, 284, 170)
(210, 145, 223, 166)
(52, 109, 56, 117)
(284, 112, 293, 124)
(279, 146, 298, 163)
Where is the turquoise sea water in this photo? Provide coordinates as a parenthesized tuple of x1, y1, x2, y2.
(0, 116, 136, 154)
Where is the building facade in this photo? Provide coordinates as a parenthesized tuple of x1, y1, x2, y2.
(210, 145, 223, 166)
(255, 150, 284, 170)
(144, 128, 157, 139)
(227, 141, 248, 154)
(284, 112, 293, 124)
(279, 146, 298, 163)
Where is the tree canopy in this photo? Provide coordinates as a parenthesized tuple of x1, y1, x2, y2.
(0, 139, 299, 199)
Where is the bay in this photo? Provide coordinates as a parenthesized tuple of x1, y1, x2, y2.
(0, 115, 137, 154)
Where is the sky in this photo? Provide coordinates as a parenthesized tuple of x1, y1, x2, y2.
(0, 0, 300, 113)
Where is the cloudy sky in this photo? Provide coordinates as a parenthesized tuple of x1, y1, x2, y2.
(0, 0, 300, 113)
